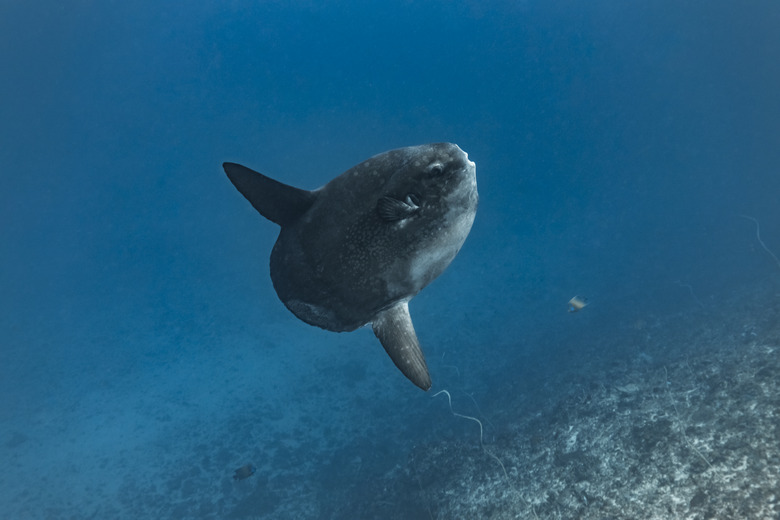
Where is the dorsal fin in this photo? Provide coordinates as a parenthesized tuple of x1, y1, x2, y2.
(223, 162, 316, 227)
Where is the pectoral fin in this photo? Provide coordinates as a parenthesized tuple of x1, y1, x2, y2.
(376, 195, 420, 222)
(372, 302, 431, 391)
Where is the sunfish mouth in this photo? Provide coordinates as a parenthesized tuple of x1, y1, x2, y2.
(458, 147, 475, 169)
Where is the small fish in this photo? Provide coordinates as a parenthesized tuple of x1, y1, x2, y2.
(233, 464, 256, 480)
(568, 296, 588, 313)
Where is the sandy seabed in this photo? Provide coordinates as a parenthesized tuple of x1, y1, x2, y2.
(2, 274, 779, 519)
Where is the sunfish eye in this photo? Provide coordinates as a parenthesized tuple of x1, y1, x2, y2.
(427, 162, 444, 176)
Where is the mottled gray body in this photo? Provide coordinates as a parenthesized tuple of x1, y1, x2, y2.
(224, 143, 477, 390)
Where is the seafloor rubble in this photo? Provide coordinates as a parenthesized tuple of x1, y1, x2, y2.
(5, 275, 778, 519)
(353, 277, 780, 519)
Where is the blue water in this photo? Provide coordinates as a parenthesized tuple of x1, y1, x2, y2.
(2, 1, 779, 518)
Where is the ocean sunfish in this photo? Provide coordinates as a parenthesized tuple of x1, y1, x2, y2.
(223, 143, 478, 390)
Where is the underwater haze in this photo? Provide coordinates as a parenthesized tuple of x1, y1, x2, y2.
(2, 1, 780, 518)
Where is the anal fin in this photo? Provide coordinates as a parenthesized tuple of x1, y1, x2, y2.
(372, 302, 431, 391)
